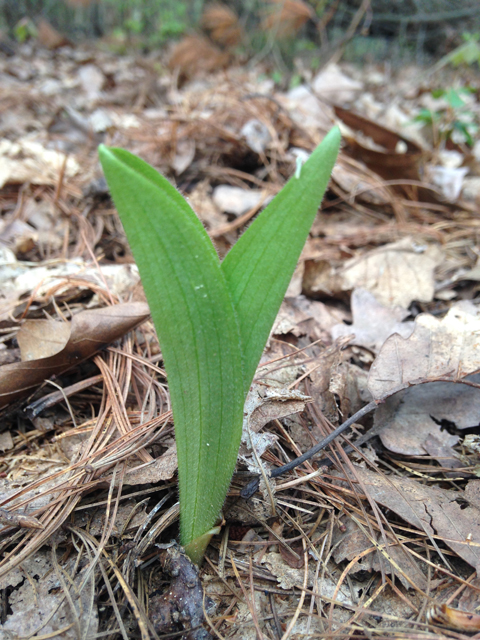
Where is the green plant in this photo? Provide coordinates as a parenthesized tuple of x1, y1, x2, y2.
(98, 128, 340, 563)
(413, 87, 478, 147)
(14, 17, 37, 43)
(431, 32, 480, 71)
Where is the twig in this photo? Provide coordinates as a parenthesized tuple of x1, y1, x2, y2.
(240, 399, 378, 499)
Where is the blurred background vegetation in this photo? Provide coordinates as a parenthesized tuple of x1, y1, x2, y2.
(1, 0, 480, 68)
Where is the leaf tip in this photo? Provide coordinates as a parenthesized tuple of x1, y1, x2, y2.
(98, 143, 112, 163)
(325, 124, 342, 148)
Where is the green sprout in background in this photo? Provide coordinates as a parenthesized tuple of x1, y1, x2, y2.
(99, 128, 340, 563)
(414, 87, 478, 148)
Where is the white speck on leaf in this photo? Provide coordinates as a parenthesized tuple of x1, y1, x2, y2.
(295, 156, 303, 179)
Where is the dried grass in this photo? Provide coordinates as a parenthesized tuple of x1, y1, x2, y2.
(201, 3, 243, 47)
(261, 0, 315, 38)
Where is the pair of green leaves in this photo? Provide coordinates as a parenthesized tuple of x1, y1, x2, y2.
(99, 128, 340, 563)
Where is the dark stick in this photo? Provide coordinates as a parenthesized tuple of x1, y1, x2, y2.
(240, 399, 379, 499)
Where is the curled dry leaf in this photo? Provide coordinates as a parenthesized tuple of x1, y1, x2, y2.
(0, 302, 150, 408)
(368, 300, 480, 400)
(239, 384, 310, 474)
(0, 508, 43, 530)
(1, 257, 140, 316)
(329, 361, 372, 418)
(308, 340, 348, 424)
(243, 384, 310, 434)
(334, 105, 424, 183)
(0, 432, 13, 452)
(77, 63, 105, 103)
(104, 443, 178, 486)
(171, 138, 195, 175)
(375, 376, 480, 456)
(427, 604, 480, 632)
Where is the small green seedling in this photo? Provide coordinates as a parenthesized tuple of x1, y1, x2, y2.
(99, 128, 340, 563)
(413, 87, 478, 147)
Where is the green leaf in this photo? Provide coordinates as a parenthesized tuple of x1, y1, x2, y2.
(221, 127, 341, 389)
(445, 88, 466, 110)
(98, 146, 245, 554)
(98, 127, 341, 563)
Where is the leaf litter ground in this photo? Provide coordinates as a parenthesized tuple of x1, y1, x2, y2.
(0, 39, 480, 639)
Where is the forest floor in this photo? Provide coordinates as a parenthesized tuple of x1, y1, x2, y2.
(0, 38, 480, 640)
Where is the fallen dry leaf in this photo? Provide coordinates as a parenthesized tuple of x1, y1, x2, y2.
(0, 303, 150, 408)
(18, 318, 71, 361)
(212, 185, 271, 216)
(240, 118, 272, 154)
(368, 300, 480, 400)
(257, 339, 304, 387)
(172, 137, 195, 174)
(333, 518, 428, 590)
(187, 180, 229, 233)
(0, 549, 98, 638)
(243, 384, 310, 434)
(334, 105, 425, 183)
(36, 19, 70, 49)
(331, 288, 413, 352)
(0, 219, 37, 254)
(282, 84, 335, 135)
(340, 238, 443, 308)
(0, 432, 13, 452)
(375, 376, 480, 456)
(0, 138, 79, 188)
(272, 295, 348, 341)
(308, 342, 348, 424)
(74, 499, 149, 537)
(240, 384, 309, 474)
(261, 551, 356, 605)
(110, 443, 178, 485)
(272, 298, 312, 337)
(331, 160, 391, 206)
(337, 466, 480, 575)
(313, 63, 363, 103)
(329, 361, 372, 418)
(78, 64, 105, 103)
(168, 34, 230, 82)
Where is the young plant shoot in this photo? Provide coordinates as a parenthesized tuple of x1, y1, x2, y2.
(98, 128, 340, 563)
